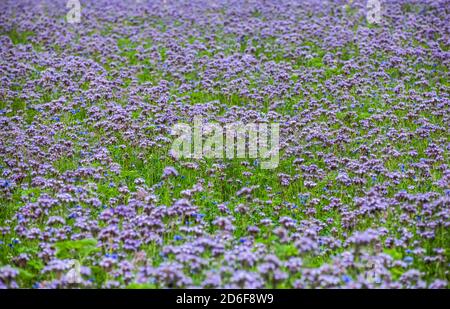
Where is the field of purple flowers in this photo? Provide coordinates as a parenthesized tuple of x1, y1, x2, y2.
(0, 0, 449, 289)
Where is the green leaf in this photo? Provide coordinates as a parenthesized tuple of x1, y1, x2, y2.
(55, 239, 99, 260)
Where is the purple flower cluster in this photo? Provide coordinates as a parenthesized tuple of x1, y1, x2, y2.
(0, 0, 449, 289)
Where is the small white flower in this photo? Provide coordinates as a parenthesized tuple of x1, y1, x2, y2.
(64, 260, 82, 284)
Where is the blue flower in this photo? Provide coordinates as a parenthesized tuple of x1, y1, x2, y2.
(342, 275, 351, 283)
(404, 256, 413, 264)
(174, 235, 183, 241)
(0, 180, 10, 188)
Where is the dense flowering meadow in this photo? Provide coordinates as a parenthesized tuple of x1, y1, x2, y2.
(0, 0, 449, 289)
